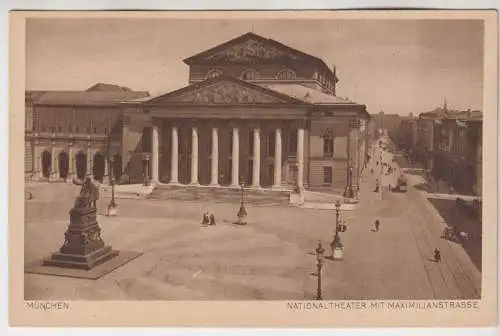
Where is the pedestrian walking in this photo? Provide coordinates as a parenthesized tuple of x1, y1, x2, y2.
(209, 213, 216, 226)
(374, 220, 380, 232)
(433, 248, 441, 262)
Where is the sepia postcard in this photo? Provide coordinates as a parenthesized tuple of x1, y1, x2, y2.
(8, 10, 498, 328)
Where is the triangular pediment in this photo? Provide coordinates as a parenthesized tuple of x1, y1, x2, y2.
(184, 32, 311, 65)
(147, 77, 306, 106)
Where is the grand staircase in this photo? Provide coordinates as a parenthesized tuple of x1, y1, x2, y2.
(147, 184, 292, 207)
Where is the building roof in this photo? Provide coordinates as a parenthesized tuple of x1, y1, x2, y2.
(86, 83, 133, 92)
(26, 89, 150, 106)
(419, 107, 482, 121)
(128, 75, 364, 110)
(25, 91, 46, 103)
(257, 83, 356, 105)
(183, 32, 338, 82)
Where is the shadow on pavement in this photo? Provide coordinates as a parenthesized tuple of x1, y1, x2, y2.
(427, 197, 482, 272)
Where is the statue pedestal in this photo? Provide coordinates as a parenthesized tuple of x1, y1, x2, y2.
(43, 206, 119, 270)
(26, 182, 142, 280)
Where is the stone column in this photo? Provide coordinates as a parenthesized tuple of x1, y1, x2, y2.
(51, 146, 58, 181)
(231, 126, 240, 187)
(103, 156, 109, 184)
(68, 146, 75, 181)
(210, 126, 219, 186)
(170, 126, 179, 184)
(152, 123, 160, 184)
(297, 127, 305, 189)
(190, 126, 199, 185)
(348, 120, 360, 190)
(272, 127, 282, 189)
(33, 142, 41, 179)
(252, 127, 261, 188)
(87, 145, 92, 179)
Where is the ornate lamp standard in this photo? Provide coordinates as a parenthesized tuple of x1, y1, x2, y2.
(343, 167, 355, 199)
(236, 180, 248, 225)
(106, 155, 117, 216)
(143, 153, 151, 186)
(329, 200, 345, 260)
(315, 241, 325, 300)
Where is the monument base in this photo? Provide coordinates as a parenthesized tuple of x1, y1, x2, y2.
(43, 245, 119, 270)
(26, 250, 142, 280)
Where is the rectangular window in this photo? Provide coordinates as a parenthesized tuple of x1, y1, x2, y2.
(323, 137, 334, 157)
(57, 126, 62, 132)
(323, 166, 333, 184)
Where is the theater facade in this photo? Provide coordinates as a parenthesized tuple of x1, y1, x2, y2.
(25, 32, 370, 196)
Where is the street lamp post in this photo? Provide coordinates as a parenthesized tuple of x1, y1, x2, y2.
(106, 155, 117, 216)
(329, 200, 344, 260)
(315, 241, 325, 300)
(343, 167, 355, 199)
(143, 153, 151, 186)
(237, 181, 247, 225)
(379, 166, 383, 198)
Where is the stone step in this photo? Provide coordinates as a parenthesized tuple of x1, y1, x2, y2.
(148, 185, 291, 206)
(303, 190, 345, 203)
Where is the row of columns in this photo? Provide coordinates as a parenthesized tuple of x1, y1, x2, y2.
(150, 123, 305, 189)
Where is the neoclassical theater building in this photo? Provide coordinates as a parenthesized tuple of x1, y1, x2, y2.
(25, 32, 370, 196)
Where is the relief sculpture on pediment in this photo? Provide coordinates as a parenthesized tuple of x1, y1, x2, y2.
(171, 82, 283, 104)
(207, 39, 299, 62)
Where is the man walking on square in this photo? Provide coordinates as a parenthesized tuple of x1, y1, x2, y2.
(374, 220, 380, 232)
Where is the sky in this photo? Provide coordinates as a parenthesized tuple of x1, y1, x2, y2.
(26, 18, 484, 115)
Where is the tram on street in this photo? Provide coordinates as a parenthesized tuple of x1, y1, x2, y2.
(395, 174, 408, 192)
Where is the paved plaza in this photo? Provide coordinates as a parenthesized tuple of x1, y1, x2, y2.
(24, 151, 481, 301)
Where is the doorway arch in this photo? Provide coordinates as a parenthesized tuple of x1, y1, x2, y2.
(75, 151, 87, 180)
(93, 152, 106, 182)
(58, 151, 69, 180)
(41, 150, 51, 178)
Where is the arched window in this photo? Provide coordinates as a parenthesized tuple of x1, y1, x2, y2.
(241, 69, 258, 80)
(276, 68, 296, 80)
(206, 69, 223, 79)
